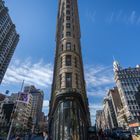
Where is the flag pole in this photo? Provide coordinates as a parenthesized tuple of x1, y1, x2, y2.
(7, 80, 25, 140)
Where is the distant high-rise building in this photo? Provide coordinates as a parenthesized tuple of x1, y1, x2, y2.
(96, 110, 106, 131)
(114, 61, 140, 128)
(107, 87, 122, 128)
(9, 93, 33, 129)
(0, 0, 19, 84)
(96, 87, 123, 130)
(38, 112, 48, 131)
(0, 101, 14, 127)
(24, 85, 44, 127)
(0, 93, 5, 101)
(103, 88, 119, 130)
(103, 97, 115, 130)
(135, 86, 140, 108)
(48, 0, 91, 139)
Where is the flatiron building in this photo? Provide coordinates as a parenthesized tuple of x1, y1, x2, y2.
(0, 0, 19, 84)
(48, 0, 91, 139)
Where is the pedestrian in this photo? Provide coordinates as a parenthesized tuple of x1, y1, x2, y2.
(10, 134, 16, 140)
(43, 131, 48, 140)
(16, 136, 20, 140)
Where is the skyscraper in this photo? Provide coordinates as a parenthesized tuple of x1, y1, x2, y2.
(0, 0, 19, 84)
(48, 0, 91, 139)
(96, 110, 106, 131)
(8, 92, 33, 129)
(135, 85, 140, 108)
(24, 85, 44, 129)
(114, 61, 140, 128)
(0, 93, 5, 101)
(0, 101, 14, 128)
(107, 87, 121, 128)
(103, 88, 119, 130)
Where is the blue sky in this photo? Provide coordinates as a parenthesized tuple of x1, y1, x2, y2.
(1, 0, 140, 124)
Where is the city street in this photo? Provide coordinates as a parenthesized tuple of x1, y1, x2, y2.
(0, 135, 137, 140)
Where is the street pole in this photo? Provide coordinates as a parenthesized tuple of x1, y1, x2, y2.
(6, 80, 25, 140)
(6, 119, 14, 140)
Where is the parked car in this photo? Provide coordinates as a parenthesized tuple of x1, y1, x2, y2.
(119, 130, 132, 140)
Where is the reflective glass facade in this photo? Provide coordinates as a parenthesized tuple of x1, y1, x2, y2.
(50, 100, 87, 140)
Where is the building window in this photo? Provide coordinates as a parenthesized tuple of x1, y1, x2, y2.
(74, 57, 77, 67)
(66, 32, 71, 37)
(62, 25, 64, 31)
(66, 5, 70, 8)
(72, 12, 74, 16)
(73, 25, 74, 31)
(66, 16, 70, 20)
(66, 73, 72, 88)
(76, 74, 78, 88)
(66, 55, 71, 66)
(66, 0, 70, 3)
(62, 17, 64, 23)
(60, 57, 62, 68)
(66, 10, 70, 15)
(66, 23, 71, 28)
(61, 44, 64, 51)
(62, 33, 64, 38)
(60, 74, 62, 88)
(74, 44, 76, 51)
(66, 42, 71, 50)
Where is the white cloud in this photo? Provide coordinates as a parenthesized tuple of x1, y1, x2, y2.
(43, 100, 49, 108)
(2, 58, 53, 88)
(106, 10, 140, 25)
(129, 11, 136, 24)
(137, 16, 140, 24)
(3, 60, 114, 92)
(86, 10, 96, 23)
(87, 87, 109, 97)
(116, 10, 123, 22)
(106, 12, 114, 24)
(84, 65, 115, 124)
(89, 103, 103, 124)
(2, 58, 114, 124)
(43, 100, 50, 116)
(85, 65, 114, 88)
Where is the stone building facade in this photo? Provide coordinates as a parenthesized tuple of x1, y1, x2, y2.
(49, 0, 91, 139)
